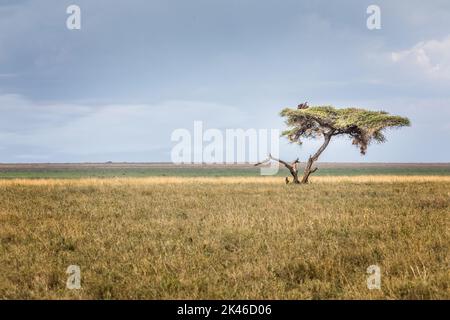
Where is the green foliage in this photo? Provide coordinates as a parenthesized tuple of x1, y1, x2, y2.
(280, 106, 410, 154)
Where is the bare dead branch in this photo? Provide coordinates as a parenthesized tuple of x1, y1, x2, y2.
(254, 154, 301, 184)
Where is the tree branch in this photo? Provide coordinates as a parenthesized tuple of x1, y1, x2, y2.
(254, 153, 299, 171)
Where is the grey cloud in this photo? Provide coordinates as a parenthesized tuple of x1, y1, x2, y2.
(0, 0, 449, 162)
(0, 94, 251, 162)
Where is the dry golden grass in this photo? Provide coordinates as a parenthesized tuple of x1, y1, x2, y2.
(1, 175, 450, 186)
(0, 176, 448, 299)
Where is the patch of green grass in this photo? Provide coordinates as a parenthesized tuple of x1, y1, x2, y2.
(0, 165, 449, 179)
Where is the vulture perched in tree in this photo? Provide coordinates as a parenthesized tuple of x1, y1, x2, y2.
(297, 102, 309, 109)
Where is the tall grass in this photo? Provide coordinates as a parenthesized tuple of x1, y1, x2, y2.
(0, 177, 448, 299)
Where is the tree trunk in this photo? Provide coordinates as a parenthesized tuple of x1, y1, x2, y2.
(289, 167, 300, 184)
(301, 134, 332, 183)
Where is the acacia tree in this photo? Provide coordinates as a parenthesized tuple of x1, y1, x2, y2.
(257, 105, 410, 184)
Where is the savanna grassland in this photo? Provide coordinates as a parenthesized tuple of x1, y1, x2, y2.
(0, 175, 449, 299)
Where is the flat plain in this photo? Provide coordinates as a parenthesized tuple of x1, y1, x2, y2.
(0, 168, 448, 299)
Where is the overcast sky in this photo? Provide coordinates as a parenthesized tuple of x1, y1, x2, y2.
(0, 0, 449, 163)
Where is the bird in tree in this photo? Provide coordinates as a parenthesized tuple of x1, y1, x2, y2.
(256, 104, 410, 184)
(297, 102, 309, 109)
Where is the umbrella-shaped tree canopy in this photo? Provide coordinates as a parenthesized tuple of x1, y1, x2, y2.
(280, 106, 410, 155)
